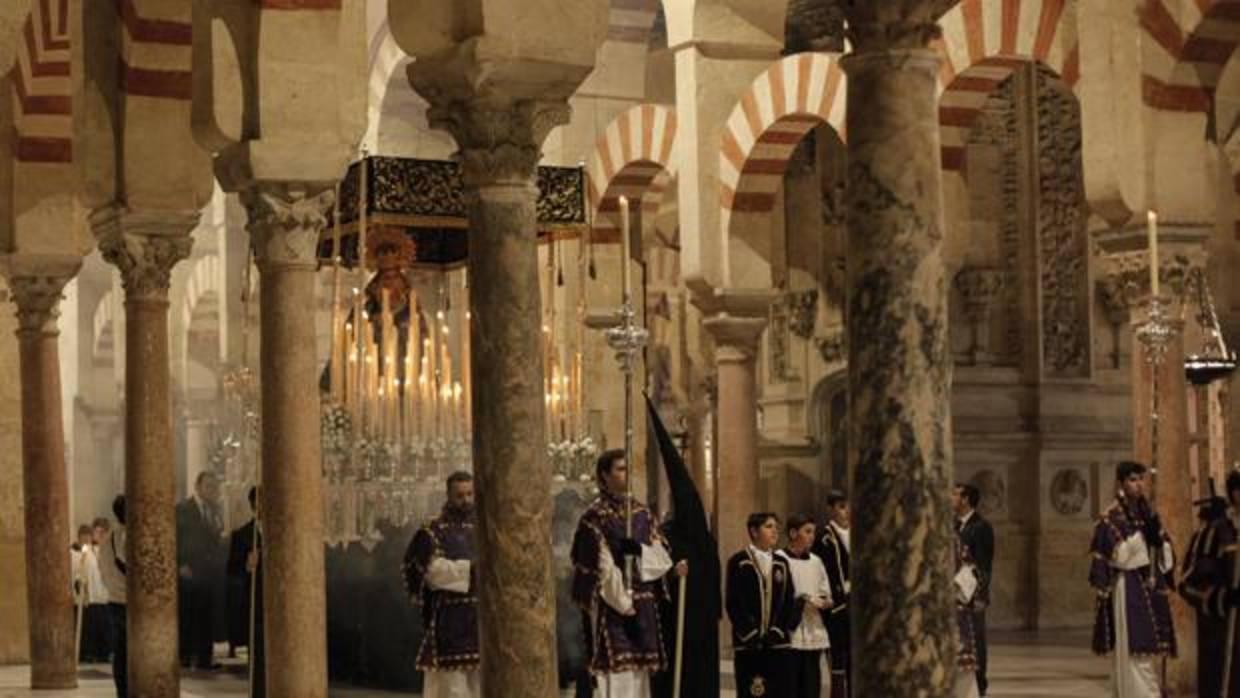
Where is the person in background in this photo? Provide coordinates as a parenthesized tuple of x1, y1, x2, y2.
(1088, 461, 1176, 698)
(779, 514, 832, 698)
(1179, 471, 1240, 698)
(227, 486, 263, 697)
(96, 496, 127, 698)
(403, 471, 480, 698)
(72, 523, 109, 663)
(953, 483, 994, 697)
(570, 450, 686, 698)
(176, 471, 226, 671)
(726, 512, 801, 698)
(812, 491, 851, 698)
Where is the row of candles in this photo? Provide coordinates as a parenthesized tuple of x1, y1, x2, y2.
(327, 272, 472, 446)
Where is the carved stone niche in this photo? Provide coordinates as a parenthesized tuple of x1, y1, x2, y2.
(1095, 274, 1136, 369)
(954, 267, 1007, 366)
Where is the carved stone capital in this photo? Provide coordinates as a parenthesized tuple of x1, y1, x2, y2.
(840, 45, 940, 79)
(424, 100, 572, 186)
(91, 206, 197, 302)
(242, 184, 334, 270)
(1, 256, 81, 335)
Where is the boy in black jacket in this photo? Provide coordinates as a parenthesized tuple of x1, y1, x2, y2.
(726, 512, 802, 698)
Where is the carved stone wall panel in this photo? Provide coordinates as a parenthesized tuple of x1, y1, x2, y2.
(1035, 71, 1089, 376)
(964, 77, 1022, 365)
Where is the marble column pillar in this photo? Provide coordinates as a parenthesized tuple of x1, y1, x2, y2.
(434, 102, 562, 696)
(1131, 309, 1195, 692)
(841, 46, 956, 694)
(93, 208, 196, 698)
(243, 186, 332, 698)
(5, 262, 80, 689)
(702, 316, 766, 563)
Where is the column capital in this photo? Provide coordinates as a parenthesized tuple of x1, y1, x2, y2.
(90, 206, 198, 302)
(426, 99, 572, 185)
(0, 255, 82, 335)
(241, 184, 334, 270)
(840, 45, 940, 78)
(704, 315, 769, 362)
(843, 3, 941, 54)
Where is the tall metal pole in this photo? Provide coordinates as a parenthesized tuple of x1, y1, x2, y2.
(606, 196, 647, 586)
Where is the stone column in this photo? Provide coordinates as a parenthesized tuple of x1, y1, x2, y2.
(841, 42, 956, 694)
(1131, 307, 1195, 692)
(4, 259, 80, 689)
(702, 315, 767, 562)
(93, 207, 196, 698)
(243, 186, 332, 698)
(431, 102, 562, 696)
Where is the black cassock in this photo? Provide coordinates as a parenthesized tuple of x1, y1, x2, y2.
(226, 520, 263, 698)
(403, 508, 479, 672)
(725, 548, 802, 698)
(1180, 507, 1240, 698)
(647, 398, 721, 698)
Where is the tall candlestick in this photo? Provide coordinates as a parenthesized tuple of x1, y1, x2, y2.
(330, 264, 343, 399)
(359, 155, 369, 272)
(1147, 210, 1159, 296)
(619, 195, 632, 299)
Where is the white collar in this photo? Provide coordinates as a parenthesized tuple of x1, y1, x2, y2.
(959, 510, 976, 526)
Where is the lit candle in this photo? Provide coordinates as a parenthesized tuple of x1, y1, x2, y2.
(619, 195, 632, 299)
(1147, 210, 1159, 296)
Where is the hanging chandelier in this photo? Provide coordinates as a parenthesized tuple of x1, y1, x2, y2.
(1184, 266, 1237, 385)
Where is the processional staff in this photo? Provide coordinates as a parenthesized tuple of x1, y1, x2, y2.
(1135, 209, 1176, 694)
(605, 195, 647, 585)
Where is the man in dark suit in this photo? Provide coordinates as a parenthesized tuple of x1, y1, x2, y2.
(176, 471, 226, 670)
(953, 483, 994, 697)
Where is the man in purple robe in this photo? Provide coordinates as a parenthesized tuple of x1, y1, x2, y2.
(1180, 470, 1240, 698)
(571, 449, 686, 698)
(403, 471, 479, 697)
(1088, 461, 1176, 697)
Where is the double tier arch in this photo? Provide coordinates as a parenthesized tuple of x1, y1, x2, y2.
(717, 51, 845, 284)
(935, 0, 1079, 172)
(586, 103, 679, 241)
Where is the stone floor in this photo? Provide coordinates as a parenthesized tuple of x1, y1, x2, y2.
(0, 630, 1109, 697)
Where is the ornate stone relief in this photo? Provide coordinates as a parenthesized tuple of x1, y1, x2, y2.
(1049, 468, 1088, 516)
(815, 328, 846, 363)
(785, 0, 845, 53)
(1035, 71, 1089, 376)
(954, 267, 1006, 365)
(788, 289, 819, 340)
(769, 300, 794, 381)
(964, 77, 1022, 365)
(7, 272, 75, 334)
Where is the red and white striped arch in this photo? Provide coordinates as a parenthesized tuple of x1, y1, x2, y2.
(587, 103, 679, 240)
(1142, 0, 1240, 112)
(935, 0, 1078, 172)
(718, 52, 845, 232)
(118, 0, 192, 101)
(12, 0, 70, 163)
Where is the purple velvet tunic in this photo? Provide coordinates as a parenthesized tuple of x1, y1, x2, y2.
(1088, 499, 1176, 659)
(570, 492, 668, 675)
(403, 508, 479, 671)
